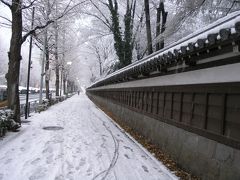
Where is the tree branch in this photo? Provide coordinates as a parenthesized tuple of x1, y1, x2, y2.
(82, 11, 112, 30)
(226, 0, 237, 15)
(21, 0, 87, 44)
(89, 0, 112, 29)
(0, 22, 11, 28)
(0, 0, 11, 9)
(21, 0, 38, 10)
(22, 20, 54, 44)
(0, 15, 12, 23)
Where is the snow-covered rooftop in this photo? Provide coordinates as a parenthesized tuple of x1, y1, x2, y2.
(89, 10, 240, 89)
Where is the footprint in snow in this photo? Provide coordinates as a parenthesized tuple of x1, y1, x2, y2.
(79, 157, 86, 167)
(54, 175, 64, 180)
(142, 165, 149, 173)
(20, 147, 25, 152)
(55, 154, 63, 160)
(141, 155, 147, 160)
(4, 158, 12, 164)
(101, 137, 107, 143)
(124, 154, 130, 159)
(66, 171, 74, 180)
(46, 155, 53, 164)
(94, 129, 99, 133)
(100, 143, 106, 149)
(29, 167, 47, 180)
(0, 173, 3, 180)
(96, 152, 102, 159)
(86, 167, 92, 176)
(84, 141, 90, 146)
(31, 158, 41, 165)
(118, 139, 124, 143)
(76, 147, 81, 154)
(75, 158, 86, 171)
(123, 146, 133, 152)
(66, 161, 74, 170)
(101, 134, 108, 138)
(53, 138, 63, 144)
(45, 141, 51, 146)
(42, 146, 53, 154)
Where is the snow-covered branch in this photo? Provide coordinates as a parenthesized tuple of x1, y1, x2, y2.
(0, 0, 11, 9)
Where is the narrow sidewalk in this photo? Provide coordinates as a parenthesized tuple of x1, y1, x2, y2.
(0, 94, 177, 180)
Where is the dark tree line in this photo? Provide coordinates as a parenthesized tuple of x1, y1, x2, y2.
(107, 0, 136, 68)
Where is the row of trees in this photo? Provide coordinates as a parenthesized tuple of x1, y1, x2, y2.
(86, 0, 240, 77)
(0, 0, 85, 122)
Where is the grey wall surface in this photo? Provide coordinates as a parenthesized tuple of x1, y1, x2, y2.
(88, 94, 240, 180)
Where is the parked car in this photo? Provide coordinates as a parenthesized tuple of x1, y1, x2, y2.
(0, 88, 7, 101)
(19, 89, 28, 94)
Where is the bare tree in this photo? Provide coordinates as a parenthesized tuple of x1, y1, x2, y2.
(88, 39, 114, 77)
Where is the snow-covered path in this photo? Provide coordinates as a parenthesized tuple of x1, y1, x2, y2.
(0, 94, 177, 180)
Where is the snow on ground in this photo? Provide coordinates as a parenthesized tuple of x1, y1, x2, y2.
(0, 94, 177, 180)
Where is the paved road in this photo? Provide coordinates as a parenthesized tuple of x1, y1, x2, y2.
(19, 93, 43, 104)
(19, 93, 56, 104)
(0, 94, 177, 180)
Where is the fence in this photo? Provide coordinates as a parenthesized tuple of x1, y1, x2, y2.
(0, 94, 75, 116)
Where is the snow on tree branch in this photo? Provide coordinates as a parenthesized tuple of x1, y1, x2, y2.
(21, 0, 87, 44)
(21, 0, 38, 10)
(0, 0, 11, 9)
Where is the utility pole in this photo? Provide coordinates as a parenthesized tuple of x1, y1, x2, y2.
(25, 7, 35, 119)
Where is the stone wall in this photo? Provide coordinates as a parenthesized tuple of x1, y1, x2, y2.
(88, 94, 240, 180)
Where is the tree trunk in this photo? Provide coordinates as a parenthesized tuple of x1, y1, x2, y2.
(99, 61, 103, 76)
(156, 6, 161, 51)
(123, 0, 135, 67)
(144, 0, 153, 55)
(7, 0, 22, 123)
(108, 0, 125, 68)
(45, 0, 50, 100)
(54, 21, 60, 96)
(159, 2, 168, 49)
(60, 28, 66, 96)
(55, 65, 60, 96)
(63, 79, 66, 95)
(60, 68, 63, 96)
(45, 37, 50, 100)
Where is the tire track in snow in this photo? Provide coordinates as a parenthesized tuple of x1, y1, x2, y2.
(91, 111, 120, 180)
(101, 122, 119, 180)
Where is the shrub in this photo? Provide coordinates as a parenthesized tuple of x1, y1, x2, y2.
(0, 109, 21, 137)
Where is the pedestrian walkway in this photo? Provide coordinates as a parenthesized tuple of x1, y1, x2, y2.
(0, 94, 177, 180)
